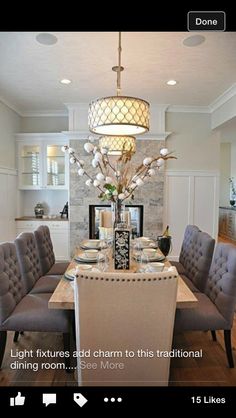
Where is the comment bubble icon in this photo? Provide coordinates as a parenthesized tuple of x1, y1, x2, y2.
(42, 393, 57, 407)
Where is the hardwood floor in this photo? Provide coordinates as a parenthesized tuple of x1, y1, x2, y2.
(0, 318, 236, 387)
(170, 315, 236, 386)
(0, 331, 77, 387)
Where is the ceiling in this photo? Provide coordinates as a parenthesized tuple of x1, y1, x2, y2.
(0, 31, 236, 114)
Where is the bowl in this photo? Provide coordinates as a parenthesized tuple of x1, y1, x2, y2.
(84, 249, 99, 259)
(143, 248, 156, 257)
(148, 262, 165, 272)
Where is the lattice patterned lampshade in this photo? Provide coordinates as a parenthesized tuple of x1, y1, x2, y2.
(99, 135, 136, 155)
(88, 96, 150, 136)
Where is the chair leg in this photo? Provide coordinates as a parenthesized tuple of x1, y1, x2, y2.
(13, 331, 20, 342)
(0, 331, 7, 369)
(224, 330, 234, 368)
(211, 330, 217, 341)
(63, 332, 73, 373)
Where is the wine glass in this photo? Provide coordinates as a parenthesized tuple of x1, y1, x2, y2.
(97, 251, 108, 272)
(140, 252, 150, 272)
(133, 239, 142, 261)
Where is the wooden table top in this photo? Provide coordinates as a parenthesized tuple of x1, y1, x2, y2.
(49, 245, 198, 310)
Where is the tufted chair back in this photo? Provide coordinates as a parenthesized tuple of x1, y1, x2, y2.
(0, 242, 25, 325)
(15, 232, 42, 293)
(179, 225, 215, 291)
(205, 243, 236, 328)
(34, 226, 55, 275)
(74, 268, 178, 385)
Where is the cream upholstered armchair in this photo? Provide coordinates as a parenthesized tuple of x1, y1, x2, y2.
(74, 268, 178, 386)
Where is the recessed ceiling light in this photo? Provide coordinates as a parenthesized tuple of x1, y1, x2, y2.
(166, 80, 177, 86)
(36, 33, 58, 45)
(183, 35, 205, 47)
(60, 79, 72, 85)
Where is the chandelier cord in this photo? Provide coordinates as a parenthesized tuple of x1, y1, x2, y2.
(117, 32, 122, 96)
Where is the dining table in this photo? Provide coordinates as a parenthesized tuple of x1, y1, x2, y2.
(48, 240, 198, 310)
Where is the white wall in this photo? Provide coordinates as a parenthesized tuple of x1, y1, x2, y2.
(21, 116, 68, 133)
(220, 143, 231, 206)
(166, 112, 220, 171)
(0, 101, 21, 168)
(0, 101, 20, 241)
(164, 112, 220, 259)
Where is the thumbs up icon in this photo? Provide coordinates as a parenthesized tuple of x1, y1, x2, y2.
(10, 392, 26, 406)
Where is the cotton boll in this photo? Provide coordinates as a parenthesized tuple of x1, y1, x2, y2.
(105, 176, 113, 184)
(61, 145, 67, 152)
(148, 168, 155, 176)
(101, 147, 108, 155)
(115, 170, 121, 177)
(93, 179, 100, 187)
(84, 142, 94, 153)
(143, 157, 152, 166)
(156, 158, 164, 167)
(112, 190, 118, 196)
(92, 158, 98, 168)
(68, 147, 75, 154)
(118, 193, 125, 200)
(136, 178, 144, 186)
(85, 179, 92, 187)
(96, 173, 105, 181)
(78, 168, 85, 176)
(160, 148, 168, 156)
(93, 146, 98, 154)
(69, 157, 76, 164)
(94, 152, 103, 162)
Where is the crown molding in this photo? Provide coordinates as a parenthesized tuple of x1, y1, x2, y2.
(167, 105, 210, 113)
(15, 132, 66, 140)
(0, 97, 23, 116)
(209, 83, 236, 113)
(64, 103, 88, 110)
(21, 110, 68, 117)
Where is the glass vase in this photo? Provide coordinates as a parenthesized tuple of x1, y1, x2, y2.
(111, 199, 125, 228)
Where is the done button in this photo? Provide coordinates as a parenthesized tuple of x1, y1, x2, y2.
(188, 11, 226, 31)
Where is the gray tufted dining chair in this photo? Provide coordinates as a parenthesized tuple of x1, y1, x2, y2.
(0, 242, 71, 370)
(172, 225, 215, 292)
(34, 225, 69, 276)
(15, 232, 61, 295)
(174, 243, 236, 368)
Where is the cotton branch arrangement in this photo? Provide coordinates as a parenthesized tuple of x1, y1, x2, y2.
(61, 143, 176, 203)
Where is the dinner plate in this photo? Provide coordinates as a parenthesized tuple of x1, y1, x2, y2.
(133, 253, 165, 262)
(64, 268, 77, 281)
(74, 253, 105, 263)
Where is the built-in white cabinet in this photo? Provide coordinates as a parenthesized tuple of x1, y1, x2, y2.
(16, 133, 69, 190)
(16, 220, 69, 261)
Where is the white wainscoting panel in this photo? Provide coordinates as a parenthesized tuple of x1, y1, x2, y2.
(164, 171, 219, 261)
(0, 167, 17, 242)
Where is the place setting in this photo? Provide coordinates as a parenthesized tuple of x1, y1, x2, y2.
(74, 249, 106, 264)
(80, 239, 108, 250)
(132, 247, 165, 263)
